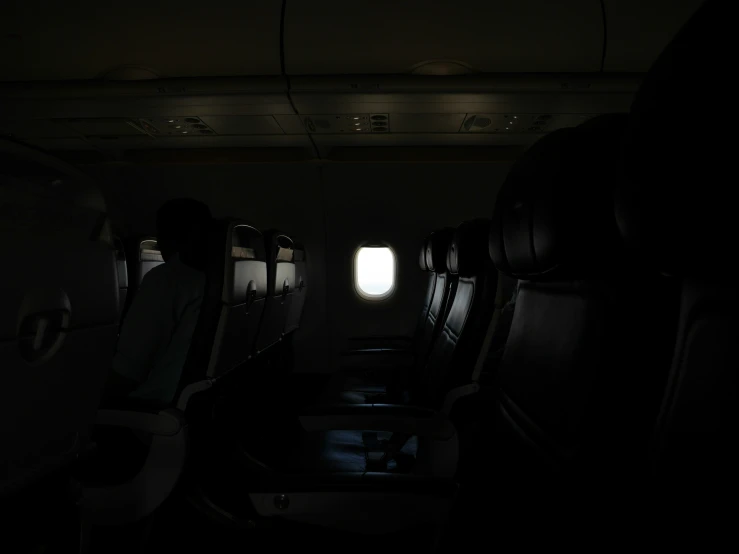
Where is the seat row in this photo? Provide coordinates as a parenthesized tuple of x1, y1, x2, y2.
(114, 225, 308, 372)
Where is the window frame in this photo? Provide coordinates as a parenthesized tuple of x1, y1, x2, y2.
(353, 243, 397, 301)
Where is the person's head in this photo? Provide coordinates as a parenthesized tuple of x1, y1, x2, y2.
(155, 198, 212, 269)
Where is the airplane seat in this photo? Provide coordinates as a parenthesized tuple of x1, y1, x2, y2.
(203, 221, 267, 379)
(413, 227, 458, 382)
(615, 0, 737, 518)
(119, 236, 163, 323)
(254, 230, 295, 357)
(415, 219, 498, 409)
(78, 218, 243, 527)
(284, 242, 307, 336)
(113, 236, 128, 319)
(487, 116, 680, 524)
(0, 155, 119, 507)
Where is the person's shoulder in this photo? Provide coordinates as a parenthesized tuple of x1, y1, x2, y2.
(140, 261, 170, 285)
(171, 258, 206, 290)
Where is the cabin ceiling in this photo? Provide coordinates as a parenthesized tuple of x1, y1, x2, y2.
(0, 0, 703, 163)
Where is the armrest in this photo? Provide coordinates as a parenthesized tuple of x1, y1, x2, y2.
(299, 404, 455, 440)
(94, 408, 184, 437)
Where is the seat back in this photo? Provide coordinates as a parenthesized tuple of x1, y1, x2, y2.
(284, 242, 307, 335)
(206, 221, 267, 378)
(254, 230, 295, 355)
(127, 236, 163, 286)
(113, 236, 128, 319)
(490, 117, 678, 487)
(120, 236, 163, 322)
(616, 0, 736, 491)
(412, 228, 455, 368)
(416, 219, 497, 408)
(0, 151, 119, 498)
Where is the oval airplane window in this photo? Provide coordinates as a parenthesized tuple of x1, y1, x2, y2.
(354, 246, 396, 299)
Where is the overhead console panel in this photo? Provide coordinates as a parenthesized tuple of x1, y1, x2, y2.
(284, 0, 603, 74)
(1, 1, 283, 81)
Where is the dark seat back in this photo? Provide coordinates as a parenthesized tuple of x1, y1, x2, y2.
(412, 228, 456, 368)
(284, 242, 307, 336)
(416, 219, 498, 408)
(490, 117, 678, 491)
(0, 155, 119, 498)
(254, 230, 295, 355)
(176, 219, 250, 400)
(113, 236, 128, 319)
(206, 221, 267, 378)
(616, 0, 736, 495)
(120, 236, 163, 322)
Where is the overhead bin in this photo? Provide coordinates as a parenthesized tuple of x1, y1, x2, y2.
(1, 0, 283, 81)
(284, 0, 603, 75)
(603, 0, 705, 71)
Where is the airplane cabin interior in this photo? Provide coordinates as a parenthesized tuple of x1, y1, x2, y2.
(1, 1, 735, 552)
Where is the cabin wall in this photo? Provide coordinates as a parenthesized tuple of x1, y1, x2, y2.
(90, 162, 510, 373)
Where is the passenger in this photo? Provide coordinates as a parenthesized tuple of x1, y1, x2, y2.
(105, 198, 212, 405)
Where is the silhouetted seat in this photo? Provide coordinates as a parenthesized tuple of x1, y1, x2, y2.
(204, 221, 267, 377)
(119, 236, 163, 324)
(614, 0, 737, 518)
(113, 236, 128, 320)
(324, 228, 456, 403)
(485, 116, 679, 532)
(0, 142, 119, 502)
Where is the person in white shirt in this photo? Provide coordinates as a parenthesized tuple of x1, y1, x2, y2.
(105, 198, 212, 405)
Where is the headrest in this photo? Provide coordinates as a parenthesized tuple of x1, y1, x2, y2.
(447, 219, 492, 277)
(424, 228, 454, 273)
(419, 239, 430, 271)
(229, 222, 264, 261)
(263, 229, 294, 263)
(618, 0, 730, 276)
(490, 114, 628, 280)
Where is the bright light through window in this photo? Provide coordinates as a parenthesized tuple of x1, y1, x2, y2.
(355, 246, 395, 298)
